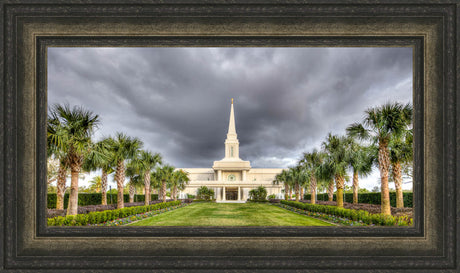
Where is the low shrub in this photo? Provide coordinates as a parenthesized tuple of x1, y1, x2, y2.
(196, 186, 214, 201)
(47, 193, 159, 209)
(249, 186, 268, 201)
(280, 200, 412, 226)
(48, 200, 181, 226)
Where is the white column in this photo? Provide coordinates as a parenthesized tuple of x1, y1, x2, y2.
(238, 186, 241, 201)
(218, 170, 222, 181)
(222, 187, 226, 200)
(216, 187, 221, 201)
(242, 170, 247, 181)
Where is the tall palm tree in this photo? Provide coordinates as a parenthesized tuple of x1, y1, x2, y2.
(345, 140, 376, 204)
(126, 159, 142, 203)
(389, 129, 413, 208)
(48, 104, 100, 216)
(273, 169, 292, 200)
(82, 137, 114, 205)
(273, 169, 289, 200)
(138, 151, 162, 205)
(322, 133, 350, 208)
(109, 132, 143, 209)
(300, 149, 324, 205)
(347, 102, 412, 215)
(155, 165, 175, 203)
(47, 113, 70, 210)
(171, 170, 190, 201)
(150, 171, 162, 199)
(317, 155, 336, 202)
(289, 166, 308, 202)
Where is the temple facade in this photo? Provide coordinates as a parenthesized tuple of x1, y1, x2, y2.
(179, 99, 284, 202)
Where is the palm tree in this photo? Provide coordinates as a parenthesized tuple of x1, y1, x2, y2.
(88, 176, 102, 193)
(155, 165, 175, 203)
(171, 170, 190, 201)
(138, 151, 162, 205)
(289, 166, 308, 202)
(47, 114, 70, 210)
(300, 149, 324, 205)
(389, 129, 413, 208)
(150, 171, 162, 199)
(126, 159, 142, 203)
(317, 156, 336, 202)
(345, 140, 376, 204)
(82, 137, 114, 205)
(275, 169, 292, 200)
(109, 132, 143, 209)
(48, 104, 100, 216)
(347, 102, 412, 215)
(322, 133, 350, 208)
(273, 170, 288, 200)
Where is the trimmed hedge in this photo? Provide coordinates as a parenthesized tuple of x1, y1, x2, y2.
(280, 200, 412, 226)
(303, 192, 413, 208)
(47, 193, 159, 209)
(47, 200, 181, 226)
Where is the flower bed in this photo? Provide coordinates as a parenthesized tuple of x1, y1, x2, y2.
(47, 200, 182, 226)
(279, 200, 412, 226)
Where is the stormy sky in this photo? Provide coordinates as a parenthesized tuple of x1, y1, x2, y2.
(48, 47, 412, 190)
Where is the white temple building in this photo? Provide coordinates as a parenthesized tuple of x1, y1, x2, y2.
(179, 99, 284, 202)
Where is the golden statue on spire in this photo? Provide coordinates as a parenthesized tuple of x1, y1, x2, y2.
(231, 98, 234, 104)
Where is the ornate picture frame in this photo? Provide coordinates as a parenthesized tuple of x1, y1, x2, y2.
(1, 1, 458, 271)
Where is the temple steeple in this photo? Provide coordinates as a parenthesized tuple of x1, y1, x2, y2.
(224, 99, 239, 159)
(212, 98, 251, 176)
(227, 98, 237, 140)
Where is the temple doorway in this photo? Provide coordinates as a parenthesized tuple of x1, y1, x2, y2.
(225, 187, 238, 200)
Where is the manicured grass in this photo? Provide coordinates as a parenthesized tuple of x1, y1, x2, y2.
(128, 202, 334, 226)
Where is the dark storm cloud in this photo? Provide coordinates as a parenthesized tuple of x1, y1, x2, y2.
(48, 47, 412, 170)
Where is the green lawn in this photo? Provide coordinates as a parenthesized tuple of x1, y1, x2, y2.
(128, 202, 334, 226)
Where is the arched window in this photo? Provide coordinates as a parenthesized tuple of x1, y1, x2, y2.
(231, 146, 234, 157)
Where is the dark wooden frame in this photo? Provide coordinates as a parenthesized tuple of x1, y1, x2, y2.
(1, 1, 458, 271)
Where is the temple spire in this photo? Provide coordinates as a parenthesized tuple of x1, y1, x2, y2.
(227, 99, 237, 139)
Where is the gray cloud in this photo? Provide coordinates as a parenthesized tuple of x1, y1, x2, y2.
(48, 46, 412, 185)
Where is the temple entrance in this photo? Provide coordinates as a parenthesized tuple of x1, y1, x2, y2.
(225, 187, 238, 200)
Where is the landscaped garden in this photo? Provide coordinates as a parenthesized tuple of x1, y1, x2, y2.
(128, 202, 335, 226)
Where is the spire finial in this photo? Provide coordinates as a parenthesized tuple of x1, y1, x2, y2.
(231, 98, 234, 104)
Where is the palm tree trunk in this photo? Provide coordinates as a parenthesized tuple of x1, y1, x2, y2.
(392, 162, 404, 208)
(310, 176, 317, 205)
(101, 170, 108, 205)
(173, 185, 178, 201)
(161, 181, 167, 203)
(335, 175, 345, 208)
(144, 171, 151, 206)
(300, 187, 304, 200)
(129, 184, 135, 203)
(56, 163, 67, 210)
(327, 180, 334, 201)
(289, 188, 292, 200)
(378, 140, 392, 215)
(115, 160, 125, 209)
(284, 184, 289, 200)
(352, 170, 359, 204)
(66, 169, 80, 216)
(295, 182, 300, 202)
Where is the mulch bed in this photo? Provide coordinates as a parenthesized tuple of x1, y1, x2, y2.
(299, 200, 413, 218)
(47, 200, 175, 218)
